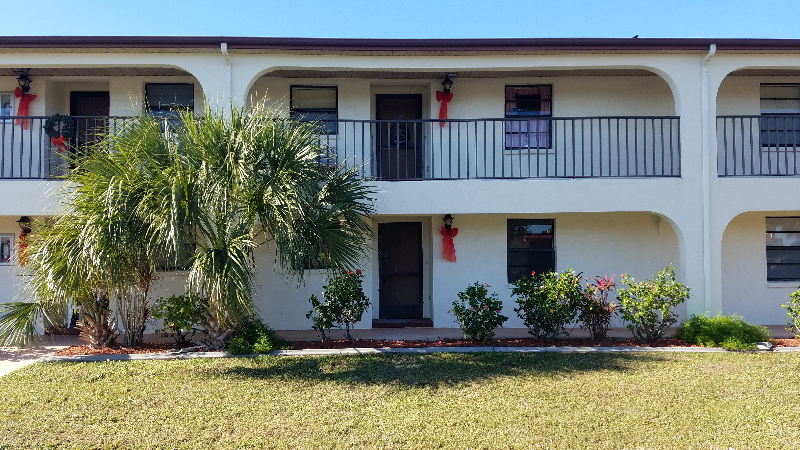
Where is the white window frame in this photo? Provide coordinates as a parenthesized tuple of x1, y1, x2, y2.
(0, 233, 14, 265)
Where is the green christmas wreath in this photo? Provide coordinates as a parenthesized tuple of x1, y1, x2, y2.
(43, 114, 76, 140)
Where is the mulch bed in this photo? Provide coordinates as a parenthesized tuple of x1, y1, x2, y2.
(290, 338, 696, 349)
(53, 343, 201, 357)
(50, 337, 800, 356)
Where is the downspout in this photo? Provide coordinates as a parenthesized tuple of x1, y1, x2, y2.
(221, 42, 232, 108)
(701, 44, 716, 313)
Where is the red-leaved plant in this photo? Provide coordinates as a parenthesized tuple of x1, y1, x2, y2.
(576, 275, 618, 341)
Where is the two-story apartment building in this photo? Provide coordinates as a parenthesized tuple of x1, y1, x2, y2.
(0, 37, 799, 331)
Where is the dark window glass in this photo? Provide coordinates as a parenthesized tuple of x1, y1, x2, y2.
(766, 217, 800, 281)
(507, 219, 555, 283)
(760, 84, 800, 147)
(291, 86, 338, 134)
(505, 85, 552, 150)
(145, 83, 194, 119)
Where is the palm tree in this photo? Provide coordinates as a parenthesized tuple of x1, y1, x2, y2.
(0, 101, 374, 348)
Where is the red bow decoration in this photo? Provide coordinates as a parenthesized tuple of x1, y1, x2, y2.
(51, 134, 68, 153)
(436, 91, 453, 127)
(14, 87, 36, 130)
(18, 229, 28, 266)
(440, 226, 459, 262)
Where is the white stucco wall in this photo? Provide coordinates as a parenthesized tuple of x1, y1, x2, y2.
(721, 211, 797, 325)
(0, 216, 23, 304)
(425, 211, 681, 328)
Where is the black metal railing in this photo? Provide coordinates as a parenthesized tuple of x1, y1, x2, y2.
(718, 115, 800, 176)
(318, 117, 680, 180)
(0, 115, 681, 180)
(0, 116, 132, 179)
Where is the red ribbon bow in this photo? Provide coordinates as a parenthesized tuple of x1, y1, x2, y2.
(51, 134, 68, 153)
(14, 87, 36, 130)
(436, 91, 453, 127)
(440, 226, 459, 262)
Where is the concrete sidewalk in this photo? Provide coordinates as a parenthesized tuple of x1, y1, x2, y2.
(3, 326, 796, 374)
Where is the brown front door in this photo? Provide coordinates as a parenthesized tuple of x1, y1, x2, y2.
(376, 94, 423, 180)
(378, 222, 423, 319)
(70, 91, 110, 156)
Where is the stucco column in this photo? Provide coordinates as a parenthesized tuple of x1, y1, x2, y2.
(660, 61, 708, 316)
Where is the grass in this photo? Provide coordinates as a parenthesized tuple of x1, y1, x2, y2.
(0, 352, 799, 449)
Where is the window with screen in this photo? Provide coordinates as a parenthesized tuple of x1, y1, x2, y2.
(507, 219, 555, 283)
(760, 84, 800, 148)
(766, 217, 800, 281)
(505, 85, 552, 150)
(145, 83, 195, 120)
(290, 86, 338, 134)
(0, 93, 13, 117)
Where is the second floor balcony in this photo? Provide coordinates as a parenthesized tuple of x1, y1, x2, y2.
(0, 115, 681, 180)
(718, 115, 800, 177)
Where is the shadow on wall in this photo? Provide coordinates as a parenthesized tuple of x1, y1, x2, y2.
(218, 352, 668, 388)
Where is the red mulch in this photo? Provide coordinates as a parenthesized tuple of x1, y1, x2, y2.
(771, 338, 800, 347)
(50, 337, 800, 356)
(52, 343, 200, 357)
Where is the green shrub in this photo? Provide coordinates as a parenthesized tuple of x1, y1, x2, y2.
(512, 269, 581, 340)
(617, 266, 690, 344)
(227, 317, 290, 355)
(676, 313, 770, 351)
(151, 294, 208, 345)
(450, 282, 508, 341)
(574, 275, 618, 341)
(306, 270, 371, 342)
(782, 287, 800, 337)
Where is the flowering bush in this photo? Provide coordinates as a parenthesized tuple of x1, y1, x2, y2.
(512, 269, 582, 340)
(617, 266, 690, 343)
(450, 282, 508, 340)
(782, 287, 800, 337)
(575, 275, 618, 341)
(306, 270, 370, 341)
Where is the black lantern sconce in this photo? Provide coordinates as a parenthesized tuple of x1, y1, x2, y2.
(12, 68, 32, 93)
(16, 216, 32, 234)
(443, 214, 454, 231)
(441, 73, 456, 94)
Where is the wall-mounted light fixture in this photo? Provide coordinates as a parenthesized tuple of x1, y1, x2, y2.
(12, 69, 32, 93)
(16, 216, 32, 234)
(441, 73, 456, 94)
(443, 214, 454, 231)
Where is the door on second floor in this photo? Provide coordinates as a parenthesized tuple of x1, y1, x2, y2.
(70, 91, 110, 157)
(376, 94, 423, 180)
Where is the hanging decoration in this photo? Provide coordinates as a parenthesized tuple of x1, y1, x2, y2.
(14, 87, 36, 130)
(436, 91, 453, 127)
(44, 114, 76, 153)
(17, 229, 28, 266)
(440, 226, 458, 263)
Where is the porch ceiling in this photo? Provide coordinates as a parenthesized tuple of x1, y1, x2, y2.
(262, 68, 658, 79)
(729, 68, 800, 76)
(0, 67, 191, 77)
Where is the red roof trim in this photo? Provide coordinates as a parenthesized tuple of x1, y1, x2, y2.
(0, 37, 799, 51)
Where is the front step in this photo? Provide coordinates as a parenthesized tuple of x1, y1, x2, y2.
(372, 319, 434, 328)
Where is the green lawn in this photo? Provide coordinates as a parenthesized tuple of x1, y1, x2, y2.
(1, 352, 799, 449)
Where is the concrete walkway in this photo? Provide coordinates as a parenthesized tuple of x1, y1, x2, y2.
(2, 326, 797, 374)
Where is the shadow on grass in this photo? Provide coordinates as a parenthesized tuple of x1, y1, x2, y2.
(219, 352, 669, 388)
